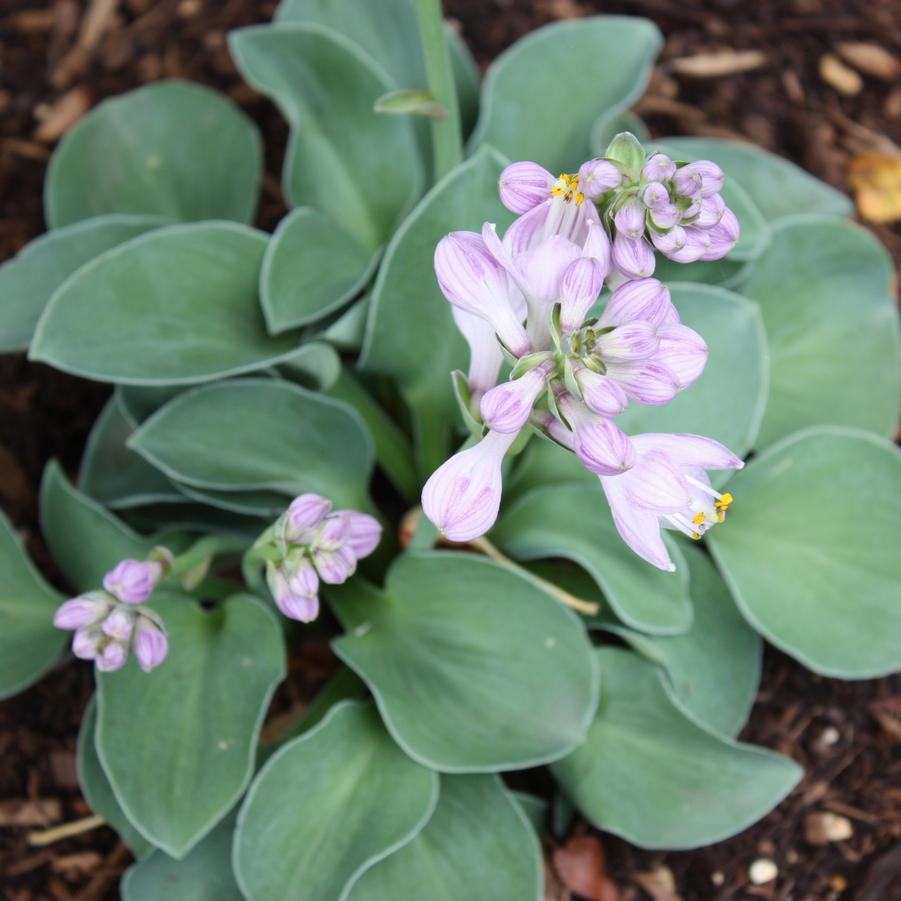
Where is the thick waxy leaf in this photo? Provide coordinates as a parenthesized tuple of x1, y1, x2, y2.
(709, 427, 901, 678)
(261, 207, 377, 333)
(80, 394, 181, 509)
(330, 552, 599, 772)
(0, 215, 164, 351)
(652, 255, 748, 288)
(618, 283, 768, 458)
(174, 485, 288, 519)
(31, 222, 301, 385)
(361, 148, 512, 472)
(0, 510, 65, 698)
(78, 698, 153, 857)
(121, 814, 241, 900)
(234, 701, 438, 901)
(97, 593, 285, 858)
(229, 24, 422, 251)
(607, 543, 761, 736)
(45, 80, 261, 227)
(552, 648, 802, 849)
(660, 136, 852, 222)
(349, 775, 542, 901)
(274, 0, 480, 137)
(40, 460, 156, 592)
(493, 484, 692, 635)
(741, 217, 900, 447)
(470, 17, 662, 172)
(129, 378, 374, 510)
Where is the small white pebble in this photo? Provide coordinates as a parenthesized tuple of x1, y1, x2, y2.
(821, 725, 840, 746)
(710, 871, 725, 886)
(749, 858, 778, 885)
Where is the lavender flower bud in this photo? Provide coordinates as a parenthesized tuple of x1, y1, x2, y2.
(267, 559, 321, 622)
(560, 257, 605, 332)
(577, 158, 622, 198)
(605, 360, 679, 406)
(695, 194, 726, 229)
(596, 321, 660, 362)
(661, 227, 709, 264)
(700, 207, 740, 261)
(498, 161, 555, 214)
(650, 226, 687, 256)
(642, 153, 676, 182)
(613, 198, 645, 239)
(600, 278, 676, 328)
(133, 614, 169, 672)
(575, 368, 628, 417)
(312, 544, 357, 586)
(560, 396, 635, 476)
(421, 430, 517, 542)
(315, 514, 351, 552)
(100, 605, 136, 642)
(656, 323, 709, 388)
(647, 203, 682, 230)
(96, 641, 129, 673)
(480, 363, 551, 434)
(336, 511, 383, 559)
(103, 559, 163, 604)
(53, 592, 111, 630)
(72, 626, 103, 660)
(284, 493, 332, 540)
(641, 182, 670, 211)
(611, 234, 655, 279)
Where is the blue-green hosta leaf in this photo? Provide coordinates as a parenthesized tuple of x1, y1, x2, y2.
(45, 80, 261, 228)
(591, 108, 650, 153)
(493, 484, 692, 635)
(469, 17, 662, 172)
(174, 484, 288, 519)
(260, 207, 377, 333)
(552, 647, 802, 849)
(361, 147, 513, 473)
(618, 283, 769, 459)
(40, 460, 157, 592)
(77, 698, 153, 858)
(229, 24, 422, 251)
(741, 217, 900, 447)
(234, 700, 438, 901)
(30, 222, 302, 385)
(709, 427, 901, 678)
(0, 215, 165, 352)
(79, 394, 182, 510)
(348, 775, 542, 901)
(121, 813, 241, 900)
(0, 510, 65, 699)
(274, 0, 480, 138)
(129, 378, 374, 510)
(605, 543, 761, 737)
(660, 136, 853, 223)
(330, 552, 599, 772)
(96, 593, 285, 858)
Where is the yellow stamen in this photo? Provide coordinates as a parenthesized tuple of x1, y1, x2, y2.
(691, 532, 700, 540)
(717, 511, 725, 523)
(575, 192, 585, 206)
(692, 512, 706, 525)
(714, 491, 734, 511)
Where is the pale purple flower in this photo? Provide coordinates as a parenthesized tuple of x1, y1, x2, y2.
(284, 493, 332, 541)
(72, 626, 103, 660)
(101, 606, 136, 642)
(560, 256, 605, 333)
(133, 612, 169, 672)
(434, 231, 530, 356)
(577, 158, 623, 198)
(701, 207, 740, 261)
(655, 323, 708, 389)
(642, 153, 676, 182)
(613, 198, 645, 239)
(267, 558, 321, 622)
(574, 367, 628, 417)
(312, 544, 356, 585)
(336, 511, 383, 558)
(599, 433, 743, 571)
(498, 161, 556, 214)
(599, 278, 677, 328)
(558, 394, 635, 476)
(315, 514, 350, 552)
(594, 321, 660, 362)
(96, 641, 129, 673)
(451, 306, 505, 400)
(53, 592, 111, 630)
(603, 360, 680, 406)
(611, 233, 655, 279)
(480, 362, 553, 433)
(421, 430, 517, 542)
(103, 559, 163, 604)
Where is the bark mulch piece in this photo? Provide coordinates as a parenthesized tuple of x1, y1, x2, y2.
(1, 1, 898, 898)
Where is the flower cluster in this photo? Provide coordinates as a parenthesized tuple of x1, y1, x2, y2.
(422, 133, 743, 572)
(257, 494, 382, 622)
(53, 552, 171, 672)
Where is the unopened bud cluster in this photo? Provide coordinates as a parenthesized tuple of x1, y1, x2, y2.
(53, 551, 172, 672)
(255, 494, 382, 623)
(423, 133, 744, 572)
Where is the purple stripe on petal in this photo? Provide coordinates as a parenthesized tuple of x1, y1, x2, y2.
(498, 161, 555, 214)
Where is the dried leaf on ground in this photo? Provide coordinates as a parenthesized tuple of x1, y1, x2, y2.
(848, 154, 901, 224)
(634, 864, 682, 901)
(819, 54, 863, 96)
(670, 49, 766, 78)
(837, 43, 901, 82)
(805, 812, 854, 845)
(553, 835, 619, 901)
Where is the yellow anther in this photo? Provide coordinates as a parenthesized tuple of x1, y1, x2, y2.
(575, 192, 585, 206)
(714, 491, 734, 511)
(691, 532, 700, 540)
(692, 512, 706, 525)
(717, 511, 725, 523)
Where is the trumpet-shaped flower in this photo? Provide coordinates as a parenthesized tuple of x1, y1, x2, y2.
(422, 430, 517, 542)
(598, 433, 743, 571)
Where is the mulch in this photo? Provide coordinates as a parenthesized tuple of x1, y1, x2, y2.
(0, 1, 899, 899)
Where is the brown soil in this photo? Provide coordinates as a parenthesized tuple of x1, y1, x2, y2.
(1, 1, 899, 899)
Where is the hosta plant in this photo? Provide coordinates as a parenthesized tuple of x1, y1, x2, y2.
(2, 1, 900, 897)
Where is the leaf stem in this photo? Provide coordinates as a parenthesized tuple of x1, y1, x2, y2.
(28, 815, 105, 847)
(413, 0, 462, 180)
